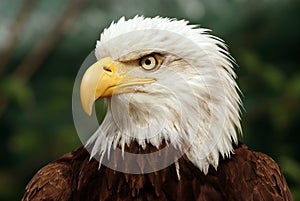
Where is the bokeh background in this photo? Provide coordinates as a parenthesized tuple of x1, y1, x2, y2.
(0, 0, 299, 200)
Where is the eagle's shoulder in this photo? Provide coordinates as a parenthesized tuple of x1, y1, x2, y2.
(21, 147, 86, 201)
(218, 143, 293, 201)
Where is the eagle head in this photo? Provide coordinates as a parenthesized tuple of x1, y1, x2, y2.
(79, 16, 241, 174)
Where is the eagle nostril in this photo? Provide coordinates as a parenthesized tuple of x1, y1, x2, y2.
(103, 66, 112, 72)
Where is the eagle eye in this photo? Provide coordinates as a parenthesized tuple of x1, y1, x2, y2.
(139, 54, 160, 71)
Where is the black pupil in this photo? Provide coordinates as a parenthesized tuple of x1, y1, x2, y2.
(145, 58, 152, 65)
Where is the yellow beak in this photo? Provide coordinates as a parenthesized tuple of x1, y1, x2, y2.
(80, 57, 155, 116)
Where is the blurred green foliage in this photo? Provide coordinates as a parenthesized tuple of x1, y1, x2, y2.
(0, 0, 299, 200)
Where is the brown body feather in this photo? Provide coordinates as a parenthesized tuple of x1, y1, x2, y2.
(21, 143, 292, 201)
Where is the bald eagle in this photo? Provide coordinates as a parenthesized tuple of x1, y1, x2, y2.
(22, 16, 292, 201)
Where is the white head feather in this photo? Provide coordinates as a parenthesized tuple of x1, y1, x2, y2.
(86, 16, 242, 174)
